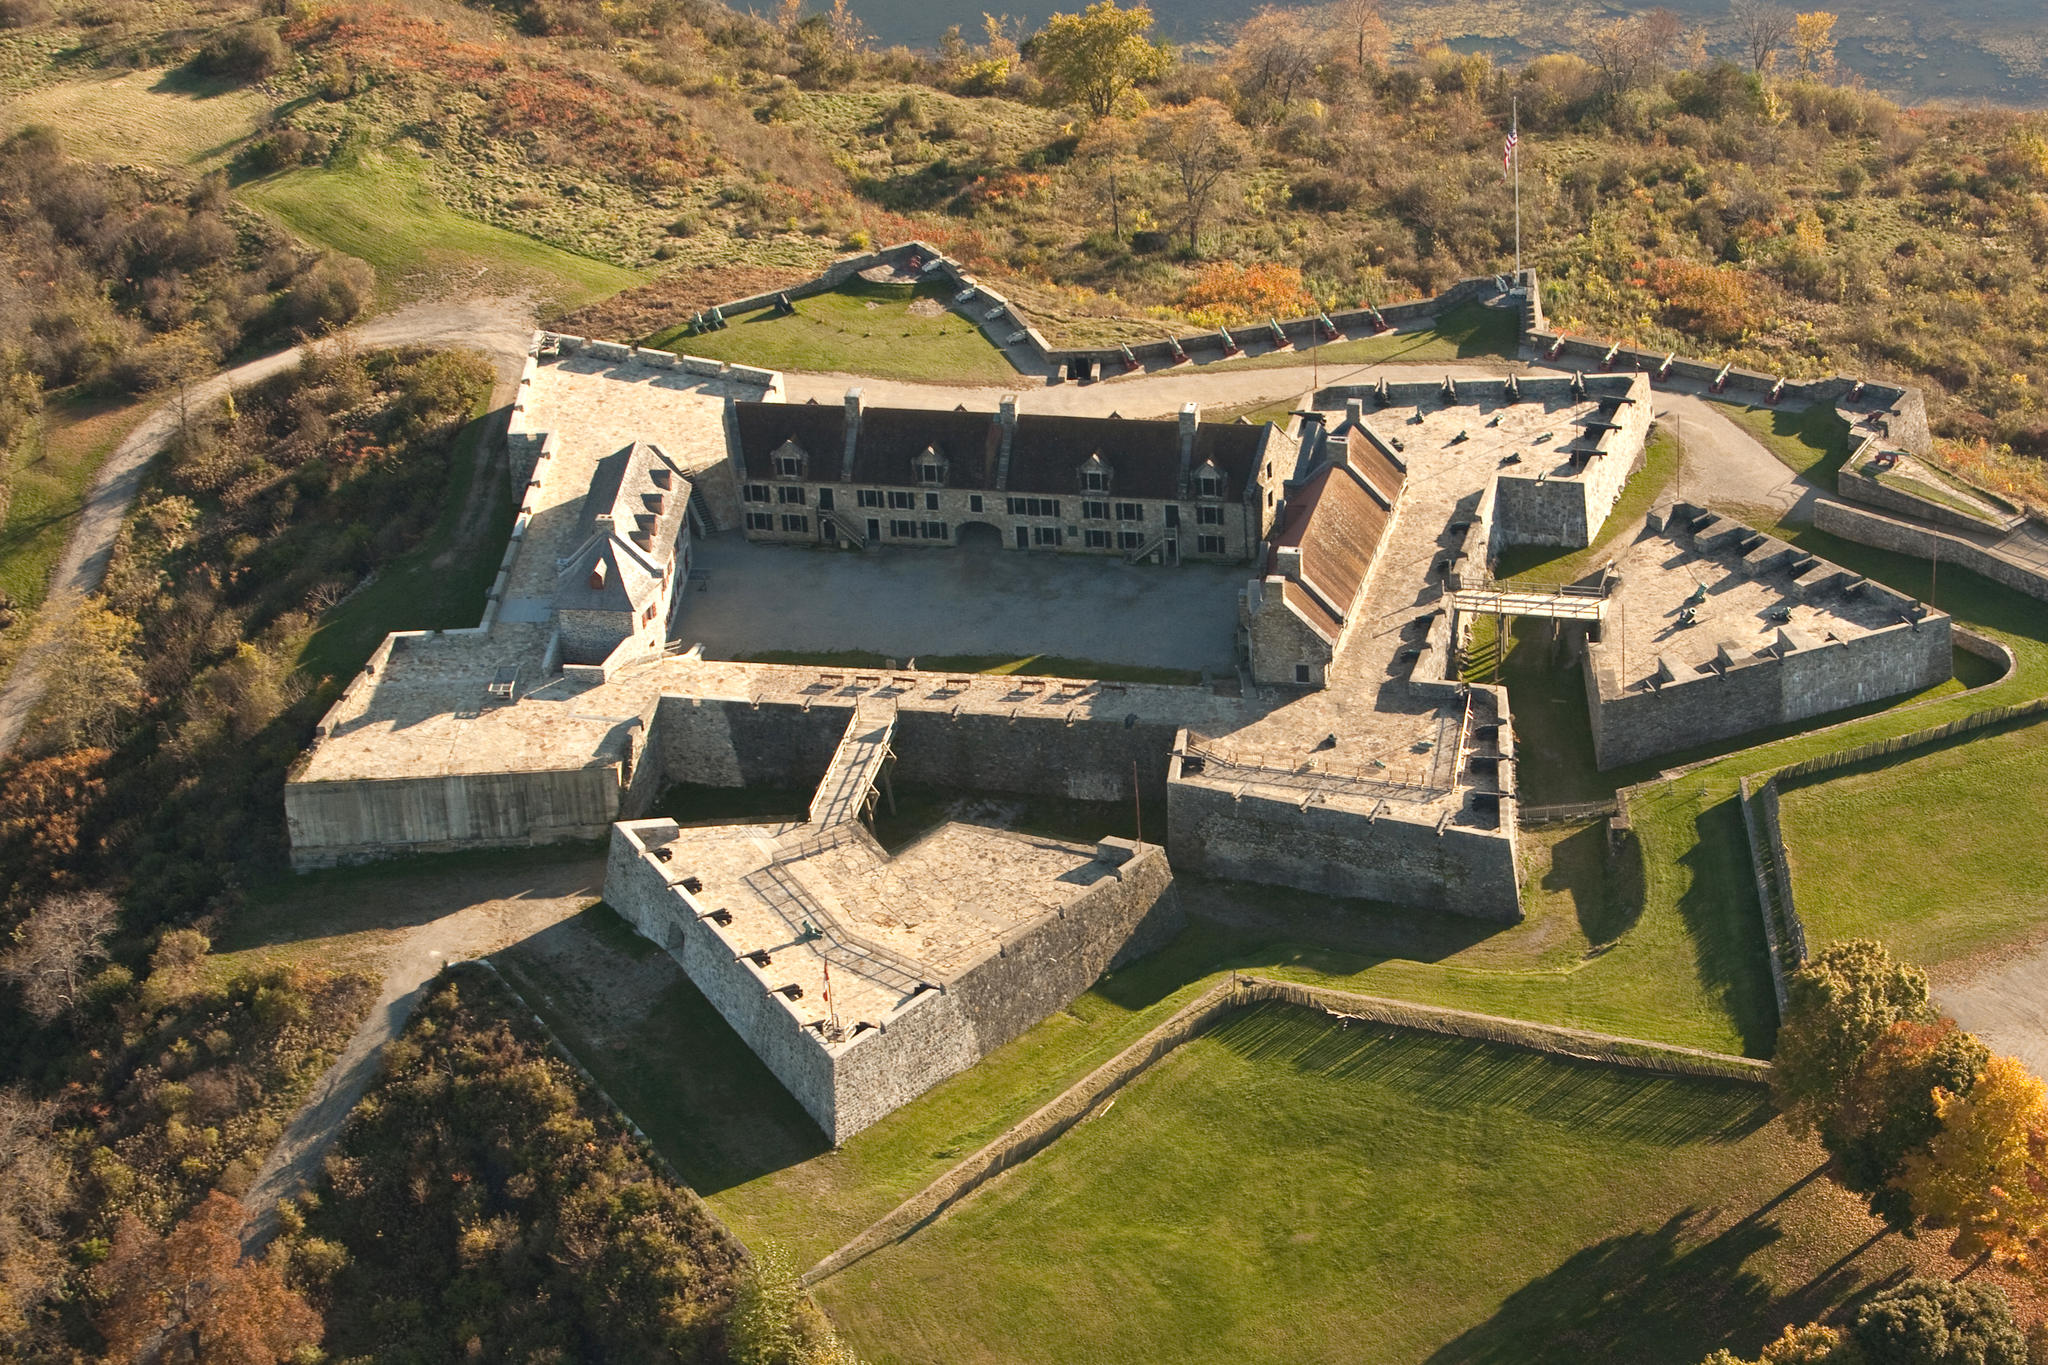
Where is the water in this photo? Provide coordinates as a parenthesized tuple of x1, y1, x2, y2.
(823, 0, 2048, 107)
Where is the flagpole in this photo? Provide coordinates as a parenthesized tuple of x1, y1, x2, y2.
(1512, 95, 1521, 281)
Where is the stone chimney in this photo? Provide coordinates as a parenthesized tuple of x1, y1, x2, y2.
(651, 466, 673, 490)
(1274, 546, 1304, 582)
(1345, 398, 1365, 428)
(995, 394, 1019, 489)
(841, 387, 863, 481)
(1326, 435, 1351, 470)
(1176, 400, 1200, 495)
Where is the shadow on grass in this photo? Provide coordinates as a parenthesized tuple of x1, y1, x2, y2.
(1210, 1003, 1774, 1147)
(1430, 1160, 1902, 1365)
(1675, 796, 1779, 1056)
(1544, 821, 1641, 946)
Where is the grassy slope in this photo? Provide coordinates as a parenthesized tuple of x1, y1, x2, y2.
(1495, 425, 1681, 585)
(241, 146, 645, 311)
(0, 389, 147, 617)
(641, 280, 1017, 383)
(1777, 716, 2048, 968)
(295, 404, 512, 680)
(1724, 403, 1853, 483)
(815, 1003, 1921, 1365)
(1197, 299, 1520, 375)
(2, 67, 270, 167)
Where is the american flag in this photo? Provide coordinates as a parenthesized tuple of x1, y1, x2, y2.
(1502, 128, 1518, 174)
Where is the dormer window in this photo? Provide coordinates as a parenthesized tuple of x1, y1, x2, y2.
(1080, 452, 1110, 493)
(770, 438, 807, 480)
(1195, 461, 1223, 499)
(915, 445, 947, 486)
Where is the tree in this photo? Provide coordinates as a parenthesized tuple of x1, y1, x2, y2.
(1731, 0, 1795, 74)
(0, 888, 118, 1021)
(1073, 116, 1140, 241)
(97, 1192, 322, 1365)
(1791, 11, 1838, 79)
(0, 748, 108, 905)
(1772, 939, 1934, 1137)
(1588, 9, 1683, 103)
(1334, 0, 1388, 72)
(1701, 1322, 1852, 1364)
(1139, 97, 1250, 256)
(1898, 1055, 2048, 1267)
(1031, 1, 1170, 118)
(0, 1090, 67, 1339)
(1850, 1278, 2027, 1365)
(1230, 7, 1330, 124)
(1830, 1018, 1989, 1230)
(29, 599, 141, 755)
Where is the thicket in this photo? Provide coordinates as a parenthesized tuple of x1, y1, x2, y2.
(0, 127, 372, 525)
(282, 967, 856, 1364)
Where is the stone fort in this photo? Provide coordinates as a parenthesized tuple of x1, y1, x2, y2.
(285, 279, 1951, 1142)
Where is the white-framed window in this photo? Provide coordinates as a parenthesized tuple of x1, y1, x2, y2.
(1115, 501, 1144, 522)
(745, 511, 773, 531)
(1084, 529, 1110, 548)
(1008, 497, 1060, 518)
(1197, 533, 1226, 554)
(1197, 472, 1222, 497)
(818, 487, 835, 511)
(742, 483, 771, 503)
(1082, 468, 1106, 491)
(777, 455, 802, 477)
(969, 494, 984, 512)
(924, 492, 940, 511)
(776, 485, 806, 505)
(1196, 504, 1224, 525)
(856, 489, 884, 508)
(1033, 525, 1062, 546)
(781, 514, 810, 533)
(921, 520, 949, 540)
(888, 490, 916, 510)
(920, 461, 943, 483)
(889, 518, 915, 538)
(1117, 530, 1144, 551)
(1082, 500, 1109, 521)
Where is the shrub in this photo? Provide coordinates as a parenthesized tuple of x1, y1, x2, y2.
(189, 22, 286, 82)
(0, 0, 53, 27)
(1851, 1278, 2026, 1365)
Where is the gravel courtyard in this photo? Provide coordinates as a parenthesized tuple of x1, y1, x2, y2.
(672, 532, 1244, 675)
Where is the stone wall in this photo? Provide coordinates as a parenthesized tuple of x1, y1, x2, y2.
(1815, 498, 2048, 603)
(287, 765, 621, 868)
(604, 821, 1180, 1143)
(1240, 578, 1334, 686)
(1164, 776, 1522, 920)
(648, 694, 1180, 811)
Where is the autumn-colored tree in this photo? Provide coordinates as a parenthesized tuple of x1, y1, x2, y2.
(1073, 116, 1140, 241)
(1850, 1277, 2027, 1365)
(1334, 0, 1388, 72)
(1177, 262, 1316, 328)
(1588, 9, 1683, 104)
(1646, 258, 1761, 344)
(30, 600, 141, 756)
(1898, 1055, 2048, 1267)
(1730, 0, 1795, 74)
(0, 1090, 67, 1339)
(1830, 1017, 1989, 1230)
(1230, 7, 1331, 124)
(1031, 1, 1170, 118)
(1791, 11, 1837, 79)
(1772, 939, 1934, 1138)
(97, 1192, 321, 1365)
(0, 888, 118, 1021)
(1700, 1321, 1851, 1364)
(0, 747, 109, 906)
(1139, 98, 1250, 256)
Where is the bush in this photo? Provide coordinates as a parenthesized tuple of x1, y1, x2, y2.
(1851, 1278, 2026, 1365)
(0, 0, 53, 27)
(189, 22, 285, 82)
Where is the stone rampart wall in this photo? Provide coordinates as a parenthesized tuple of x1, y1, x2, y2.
(286, 765, 620, 868)
(1164, 775, 1521, 920)
(1816, 498, 2048, 603)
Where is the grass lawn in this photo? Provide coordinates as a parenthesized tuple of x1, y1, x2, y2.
(240, 145, 644, 311)
(738, 647, 1203, 687)
(815, 1001, 1931, 1365)
(1205, 300, 1522, 375)
(294, 407, 511, 681)
(1873, 465, 2006, 527)
(1777, 715, 2048, 969)
(1723, 403, 1853, 484)
(0, 387, 148, 617)
(2, 67, 271, 167)
(1495, 426, 1680, 585)
(640, 280, 1018, 384)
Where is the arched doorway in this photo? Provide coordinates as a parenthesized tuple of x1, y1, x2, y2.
(954, 521, 1003, 553)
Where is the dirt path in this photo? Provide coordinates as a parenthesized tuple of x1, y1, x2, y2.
(1936, 940, 2048, 1082)
(0, 297, 537, 760)
(238, 853, 605, 1251)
